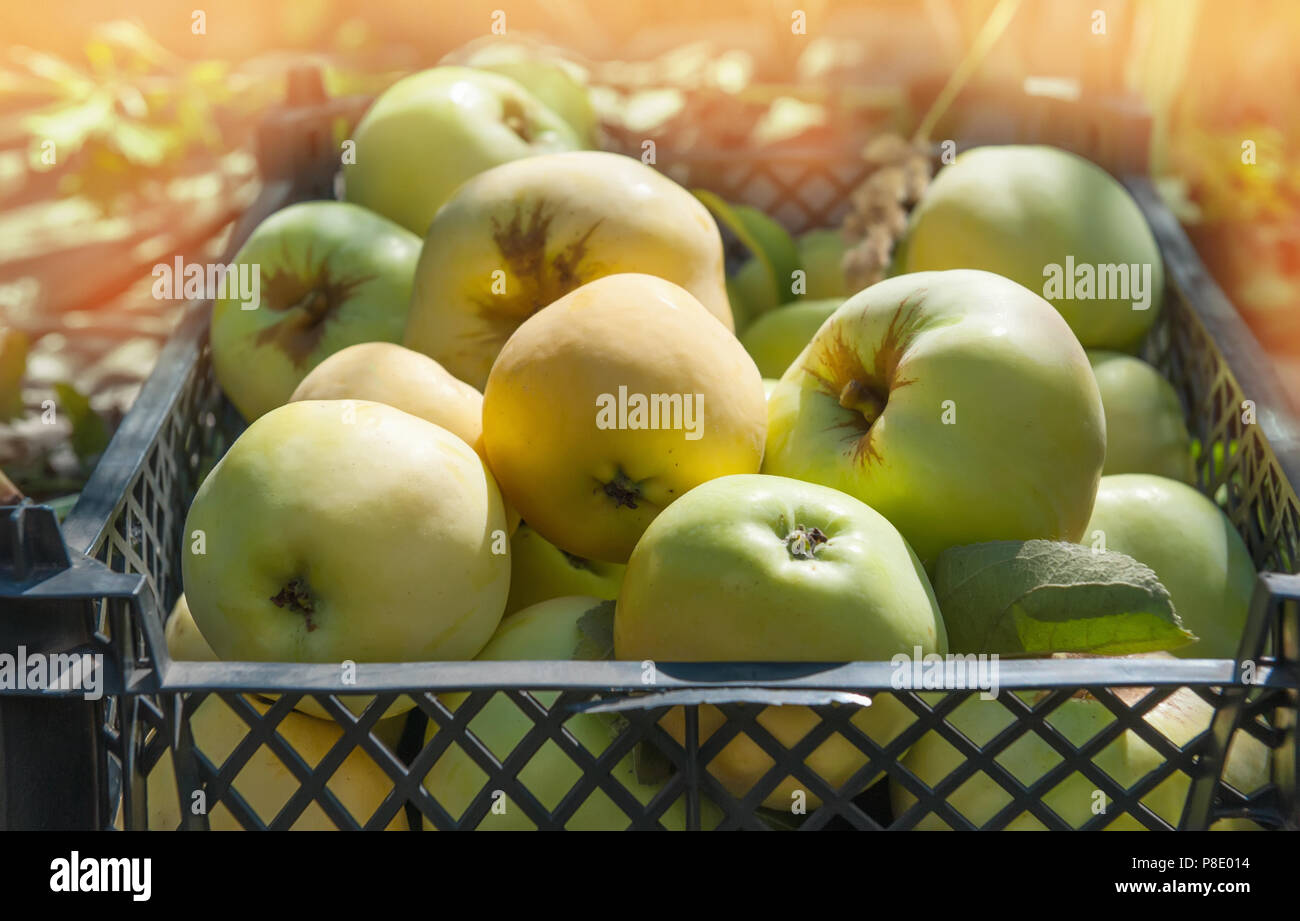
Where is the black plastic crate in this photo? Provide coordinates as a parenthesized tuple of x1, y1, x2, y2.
(2, 79, 1298, 831)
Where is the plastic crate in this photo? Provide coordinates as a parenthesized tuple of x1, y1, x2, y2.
(2, 80, 1299, 831)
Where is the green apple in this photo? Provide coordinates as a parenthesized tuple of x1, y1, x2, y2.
(797, 228, 851, 300)
(764, 269, 1106, 564)
(615, 473, 947, 808)
(726, 260, 780, 333)
(343, 66, 580, 236)
(423, 596, 719, 829)
(892, 680, 1269, 829)
(1085, 474, 1256, 658)
(440, 38, 598, 146)
(895, 145, 1164, 351)
(740, 297, 841, 378)
(504, 523, 625, 617)
(1088, 350, 1194, 482)
(210, 201, 421, 422)
(183, 400, 511, 672)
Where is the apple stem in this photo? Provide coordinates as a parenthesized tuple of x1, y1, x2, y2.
(838, 378, 887, 423)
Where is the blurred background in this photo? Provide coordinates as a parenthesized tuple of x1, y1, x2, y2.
(0, 0, 1295, 504)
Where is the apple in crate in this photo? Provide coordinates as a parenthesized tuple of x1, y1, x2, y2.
(210, 202, 421, 422)
(482, 273, 765, 563)
(615, 473, 947, 810)
(182, 400, 511, 679)
(405, 151, 733, 389)
(343, 66, 581, 236)
(740, 297, 841, 379)
(290, 342, 486, 458)
(422, 596, 720, 829)
(1085, 474, 1257, 659)
(764, 269, 1106, 564)
(440, 37, 600, 146)
(1087, 350, 1194, 482)
(504, 523, 624, 617)
(894, 145, 1165, 351)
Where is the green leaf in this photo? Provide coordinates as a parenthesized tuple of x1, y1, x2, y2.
(694, 189, 802, 305)
(931, 539, 1196, 657)
(573, 599, 616, 661)
(52, 382, 109, 462)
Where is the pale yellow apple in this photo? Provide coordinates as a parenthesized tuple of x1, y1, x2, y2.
(164, 592, 411, 734)
(405, 151, 733, 389)
(423, 595, 720, 829)
(183, 400, 511, 669)
(764, 270, 1106, 564)
(147, 694, 406, 830)
(290, 342, 485, 456)
(482, 273, 766, 562)
(504, 523, 624, 616)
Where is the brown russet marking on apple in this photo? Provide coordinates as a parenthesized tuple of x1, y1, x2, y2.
(269, 577, 318, 632)
(784, 524, 829, 560)
(600, 471, 641, 509)
(254, 251, 377, 367)
(803, 296, 925, 469)
(473, 201, 604, 335)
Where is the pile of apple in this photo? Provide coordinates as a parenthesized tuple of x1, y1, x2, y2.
(158, 50, 1268, 830)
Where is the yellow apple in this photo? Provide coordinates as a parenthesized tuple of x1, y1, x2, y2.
(482, 273, 766, 563)
(764, 270, 1106, 564)
(183, 400, 510, 671)
(740, 297, 841, 378)
(504, 523, 624, 616)
(405, 151, 733, 389)
(422, 595, 720, 829)
(147, 694, 406, 830)
(1087, 350, 1194, 482)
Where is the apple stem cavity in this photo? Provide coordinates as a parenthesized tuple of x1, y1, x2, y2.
(785, 525, 829, 561)
(270, 577, 318, 632)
